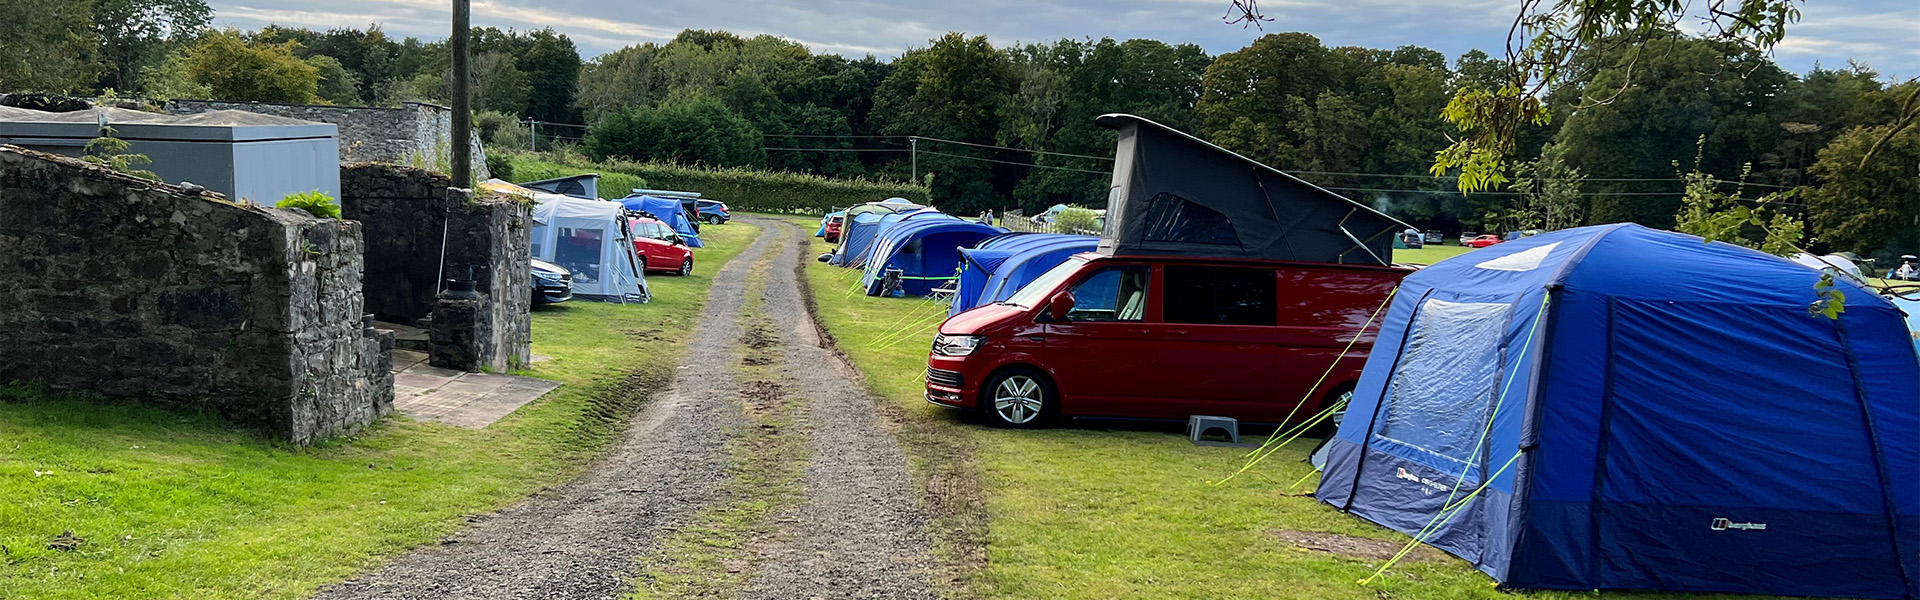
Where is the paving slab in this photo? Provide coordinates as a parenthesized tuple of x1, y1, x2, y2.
(391, 364, 561, 429)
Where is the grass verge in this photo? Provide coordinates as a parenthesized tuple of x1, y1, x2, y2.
(0, 221, 762, 600)
(773, 213, 1771, 600)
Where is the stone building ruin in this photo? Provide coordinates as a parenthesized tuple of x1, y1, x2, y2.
(0, 146, 393, 444)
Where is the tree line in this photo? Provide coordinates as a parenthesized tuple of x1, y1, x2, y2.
(4, 0, 1916, 260)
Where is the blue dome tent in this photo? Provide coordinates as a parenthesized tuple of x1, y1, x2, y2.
(949, 233, 1098, 316)
(1316, 224, 1918, 599)
(859, 215, 1005, 296)
(618, 195, 704, 248)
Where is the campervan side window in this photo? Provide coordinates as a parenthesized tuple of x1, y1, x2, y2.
(1162, 265, 1276, 326)
(1063, 266, 1149, 322)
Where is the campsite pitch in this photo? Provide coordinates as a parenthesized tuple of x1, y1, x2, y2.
(782, 213, 1806, 600)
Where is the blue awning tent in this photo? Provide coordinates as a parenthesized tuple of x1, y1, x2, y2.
(859, 215, 1005, 296)
(619, 195, 704, 248)
(1316, 224, 1918, 599)
(949, 233, 1098, 316)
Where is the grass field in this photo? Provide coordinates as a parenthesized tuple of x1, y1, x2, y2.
(1395, 242, 1476, 266)
(780, 214, 1774, 600)
(0, 221, 763, 600)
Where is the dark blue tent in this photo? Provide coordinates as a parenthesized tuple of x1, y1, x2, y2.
(619, 195, 704, 248)
(859, 215, 1004, 296)
(949, 233, 1098, 316)
(1317, 224, 1918, 599)
(828, 212, 886, 267)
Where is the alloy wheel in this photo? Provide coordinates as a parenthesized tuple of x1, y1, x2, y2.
(679, 259, 693, 276)
(994, 375, 1044, 424)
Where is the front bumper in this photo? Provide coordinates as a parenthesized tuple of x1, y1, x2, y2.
(533, 275, 573, 304)
(924, 355, 973, 408)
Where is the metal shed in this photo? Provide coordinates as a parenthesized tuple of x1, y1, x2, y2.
(0, 107, 340, 204)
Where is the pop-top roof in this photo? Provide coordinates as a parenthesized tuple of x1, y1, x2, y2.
(1094, 113, 1409, 265)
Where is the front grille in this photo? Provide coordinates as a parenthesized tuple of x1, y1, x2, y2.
(926, 367, 964, 388)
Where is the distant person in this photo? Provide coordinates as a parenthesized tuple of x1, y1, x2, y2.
(979, 209, 994, 225)
(1895, 255, 1920, 281)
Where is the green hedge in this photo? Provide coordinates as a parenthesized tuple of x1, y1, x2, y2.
(504, 153, 930, 214)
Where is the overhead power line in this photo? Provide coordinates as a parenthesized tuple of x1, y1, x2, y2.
(763, 147, 908, 153)
(915, 149, 1112, 175)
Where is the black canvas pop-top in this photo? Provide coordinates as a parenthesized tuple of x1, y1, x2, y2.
(1093, 113, 1408, 265)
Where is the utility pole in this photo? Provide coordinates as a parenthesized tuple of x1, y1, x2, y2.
(450, 0, 472, 186)
(909, 137, 918, 181)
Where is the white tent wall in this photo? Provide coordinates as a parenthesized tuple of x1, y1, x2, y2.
(529, 192, 648, 301)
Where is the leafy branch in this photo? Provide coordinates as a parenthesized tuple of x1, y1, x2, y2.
(1430, 0, 1803, 192)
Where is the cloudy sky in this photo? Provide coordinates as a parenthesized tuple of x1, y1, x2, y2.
(209, 0, 1918, 78)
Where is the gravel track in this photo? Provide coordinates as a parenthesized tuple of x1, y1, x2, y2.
(310, 224, 780, 600)
(740, 219, 942, 600)
(309, 218, 941, 600)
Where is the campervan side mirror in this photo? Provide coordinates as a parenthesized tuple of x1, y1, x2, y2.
(1046, 291, 1076, 322)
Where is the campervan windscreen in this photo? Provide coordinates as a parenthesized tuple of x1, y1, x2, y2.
(1003, 256, 1089, 308)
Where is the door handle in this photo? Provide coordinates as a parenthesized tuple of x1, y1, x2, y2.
(1165, 330, 1187, 336)
(1127, 328, 1152, 336)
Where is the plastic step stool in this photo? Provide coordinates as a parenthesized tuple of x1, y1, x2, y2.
(1188, 415, 1240, 445)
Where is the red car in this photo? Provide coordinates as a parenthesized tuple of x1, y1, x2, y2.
(823, 215, 846, 244)
(629, 218, 695, 276)
(1465, 234, 1504, 248)
(926, 253, 1408, 428)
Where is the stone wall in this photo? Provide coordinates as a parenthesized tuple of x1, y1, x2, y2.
(340, 164, 531, 372)
(163, 99, 488, 180)
(0, 145, 392, 444)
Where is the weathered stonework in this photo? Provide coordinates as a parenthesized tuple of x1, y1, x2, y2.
(340, 164, 531, 372)
(163, 99, 488, 180)
(0, 145, 392, 444)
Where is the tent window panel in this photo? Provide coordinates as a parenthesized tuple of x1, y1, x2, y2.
(1143, 192, 1239, 246)
(1163, 265, 1276, 326)
(557, 226, 607, 284)
(1378, 298, 1511, 466)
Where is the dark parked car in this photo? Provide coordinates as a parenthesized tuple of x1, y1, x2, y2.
(696, 199, 730, 224)
(531, 258, 573, 304)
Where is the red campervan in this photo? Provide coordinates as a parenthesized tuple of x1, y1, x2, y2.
(926, 253, 1407, 427)
(925, 112, 1415, 429)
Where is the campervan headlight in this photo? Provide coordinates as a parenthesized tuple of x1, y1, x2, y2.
(932, 334, 985, 357)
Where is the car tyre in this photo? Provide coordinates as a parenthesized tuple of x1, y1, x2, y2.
(636, 256, 648, 273)
(981, 367, 1056, 429)
(706, 215, 723, 225)
(678, 258, 693, 276)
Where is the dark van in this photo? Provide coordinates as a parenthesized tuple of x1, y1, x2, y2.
(926, 253, 1408, 428)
